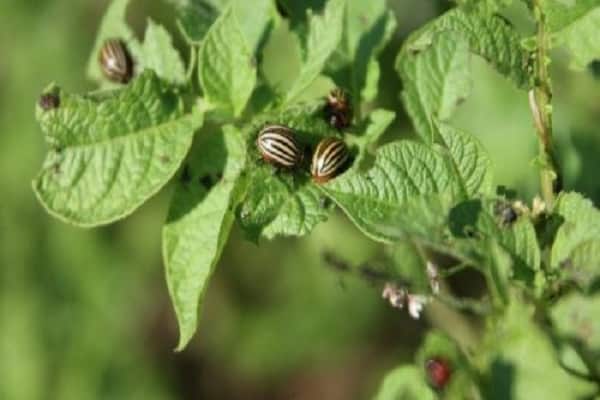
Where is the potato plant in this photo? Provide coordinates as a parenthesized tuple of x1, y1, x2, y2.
(33, 0, 600, 398)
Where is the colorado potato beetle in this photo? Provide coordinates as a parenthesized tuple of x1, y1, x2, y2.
(257, 124, 303, 168)
(99, 38, 133, 84)
(324, 88, 352, 130)
(311, 137, 349, 183)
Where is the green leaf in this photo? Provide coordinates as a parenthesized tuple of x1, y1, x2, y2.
(543, 0, 600, 69)
(374, 366, 436, 400)
(326, 0, 397, 106)
(402, 6, 529, 88)
(449, 199, 541, 284)
(198, 5, 257, 116)
(284, 0, 346, 105)
(551, 192, 600, 269)
(174, 0, 273, 50)
(238, 102, 338, 240)
(230, 0, 274, 52)
(347, 109, 395, 168)
(321, 141, 460, 243)
(238, 166, 329, 241)
(396, 32, 471, 143)
(481, 300, 596, 399)
(86, 0, 143, 84)
(33, 71, 202, 227)
(437, 123, 494, 197)
(142, 19, 187, 85)
(173, 0, 220, 45)
(486, 239, 512, 306)
(551, 292, 600, 371)
(163, 125, 248, 351)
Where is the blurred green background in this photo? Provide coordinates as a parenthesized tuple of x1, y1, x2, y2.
(1, 1, 599, 399)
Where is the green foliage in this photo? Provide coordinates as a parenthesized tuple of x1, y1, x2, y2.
(284, 0, 345, 104)
(326, 0, 397, 106)
(33, 71, 202, 226)
(198, 6, 257, 116)
(551, 192, 600, 269)
(374, 366, 436, 400)
(480, 300, 596, 399)
(396, 32, 471, 143)
(542, 0, 600, 69)
(30, 0, 600, 396)
(163, 126, 248, 350)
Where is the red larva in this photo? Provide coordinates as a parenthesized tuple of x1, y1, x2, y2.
(425, 357, 452, 390)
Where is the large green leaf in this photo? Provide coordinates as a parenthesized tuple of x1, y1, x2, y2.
(374, 366, 436, 400)
(403, 7, 529, 88)
(33, 71, 202, 227)
(396, 32, 471, 143)
(198, 5, 257, 116)
(437, 123, 494, 197)
(480, 301, 596, 399)
(551, 192, 600, 268)
(163, 126, 248, 350)
(321, 141, 460, 243)
(543, 0, 600, 69)
(284, 0, 346, 104)
(326, 0, 397, 106)
(347, 109, 396, 168)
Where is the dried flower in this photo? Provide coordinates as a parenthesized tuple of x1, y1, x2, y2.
(382, 282, 429, 319)
(382, 282, 406, 309)
(407, 294, 429, 319)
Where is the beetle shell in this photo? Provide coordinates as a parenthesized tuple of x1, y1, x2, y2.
(324, 88, 352, 130)
(99, 39, 133, 84)
(311, 137, 349, 184)
(257, 125, 302, 168)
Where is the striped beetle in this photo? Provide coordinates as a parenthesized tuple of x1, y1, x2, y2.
(324, 88, 352, 130)
(99, 39, 133, 84)
(257, 124, 303, 168)
(311, 137, 349, 183)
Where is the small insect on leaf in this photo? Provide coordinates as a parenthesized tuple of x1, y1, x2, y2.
(38, 92, 60, 111)
(99, 38, 134, 84)
(311, 137, 350, 184)
(324, 88, 352, 130)
(494, 200, 519, 227)
(425, 357, 452, 391)
(256, 124, 303, 169)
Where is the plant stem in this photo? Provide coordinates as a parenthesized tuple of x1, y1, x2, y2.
(529, 0, 562, 207)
